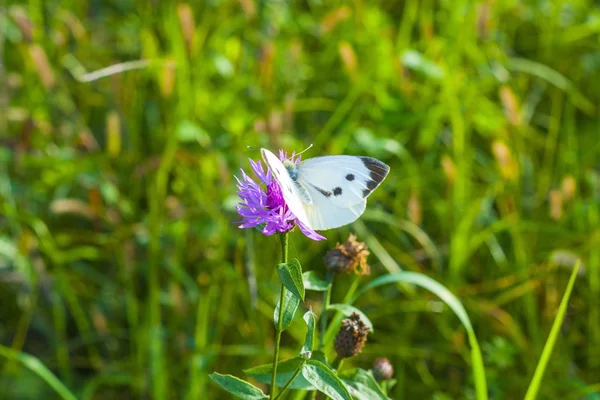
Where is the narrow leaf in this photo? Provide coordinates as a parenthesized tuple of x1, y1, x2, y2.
(328, 304, 374, 333)
(274, 288, 300, 330)
(301, 360, 352, 400)
(401, 49, 444, 80)
(277, 259, 305, 301)
(340, 368, 388, 400)
(303, 271, 330, 291)
(0, 344, 77, 400)
(245, 357, 314, 390)
(302, 310, 316, 355)
(524, 261, 580, 400)
(355, 272, 488, 400)
(209, 373, 268, 399)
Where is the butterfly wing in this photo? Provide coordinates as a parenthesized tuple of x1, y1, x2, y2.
(296, 156, 390, 208)
(303, 186, 367, 230)
(260, 148, 311, 227)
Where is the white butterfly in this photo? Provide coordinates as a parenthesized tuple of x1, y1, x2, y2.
(261, 148, 390, 231)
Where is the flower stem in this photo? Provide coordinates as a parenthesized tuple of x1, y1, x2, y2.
(323, 276, 362, 347)
(273, 361, 305, 400)
(332, 356, 344, 371)
(319, 272, 333, 351)
(270, 232, 289, 399)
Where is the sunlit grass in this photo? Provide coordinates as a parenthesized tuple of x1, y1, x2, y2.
(1, 0, 599, 398)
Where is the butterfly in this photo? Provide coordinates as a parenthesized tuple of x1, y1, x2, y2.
(261, 148, 390, 231)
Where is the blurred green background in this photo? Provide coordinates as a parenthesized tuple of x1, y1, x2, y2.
(1, 0, 600, 398)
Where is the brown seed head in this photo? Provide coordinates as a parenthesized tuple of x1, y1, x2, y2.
(372, 358, 394, 381)
(334, 313, 370, 358)
(324, 234, 370, 275)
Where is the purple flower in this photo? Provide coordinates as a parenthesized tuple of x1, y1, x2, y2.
(235, 151, 326, 241)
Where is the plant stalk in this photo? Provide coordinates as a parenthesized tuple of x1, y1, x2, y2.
(270, 232, 289, 399)
(319, 272, 333, 350)
(273, 362, 305, 400)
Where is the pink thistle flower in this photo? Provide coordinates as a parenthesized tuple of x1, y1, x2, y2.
(235, 151, 325, 241)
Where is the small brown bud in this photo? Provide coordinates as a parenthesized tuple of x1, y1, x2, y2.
(549, 190, 563, 221)
(561, 175, 576, 201)
(324, 234, 370, 276)
(441, 155, 456, 184)
(334, 313, 370, 358)
(372, 358, 394, 381)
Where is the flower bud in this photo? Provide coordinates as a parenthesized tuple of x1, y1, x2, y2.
(334, 313, 370, 358)
(324, 234, 370, 275)
(372, 358, 394, 381)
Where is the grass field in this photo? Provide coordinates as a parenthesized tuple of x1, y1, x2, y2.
(1, 0, 600, 399)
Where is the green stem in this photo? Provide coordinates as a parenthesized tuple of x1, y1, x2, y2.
(270, 232, 289, 399)
(273, 362, 305, 400)
(319, 272, 334, 351)
(323, 276, 362, 348)
(332, 357, 344, 371)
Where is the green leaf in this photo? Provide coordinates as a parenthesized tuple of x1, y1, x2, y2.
(303, 271, 330, 291)
(310, 350, 329, 365)
(344, 383, 385, 400)
(277, 259, 305, 301)
(524, 261, 580, 400)
(327, 304, 374, 333)
(274, 288, 301, 330)
(0, 344, 77, 400)
(209, 373, 268, 399)
(302, 310, 316, 355)
(354, 272, 488, 400)
(301, 360, 352, 400)
(340, 368, 388, 400)
(245, 357, 314, 390)
(176, 120, 210, 146)
(401, 50, 445, 80)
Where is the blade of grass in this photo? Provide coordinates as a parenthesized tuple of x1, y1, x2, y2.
(524, 260, 580, 400)
(0, 344, 77, 400)
(353, 272, 488, 400)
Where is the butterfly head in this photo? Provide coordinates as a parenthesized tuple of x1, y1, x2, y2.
(283, 159, 299, 180)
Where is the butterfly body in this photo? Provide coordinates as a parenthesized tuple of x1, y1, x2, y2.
(261, 149, 390, 231)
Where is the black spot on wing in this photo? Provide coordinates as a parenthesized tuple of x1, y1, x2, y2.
(345, 174, 355, 181)
(359, 157, 390, 198)
(311, 185, 332, 198)
(333, 187, 342, 196)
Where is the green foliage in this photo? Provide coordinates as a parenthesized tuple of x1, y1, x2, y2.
(303, 271, 330, 291)
(356, 272, 488, 399)
(0, 345, 77, 400)
(245, 358, 313, 390)
(273, 288, 300, 331)
(277, 259, 305, 302)
(340, 368, 389, 400)
(301, 360, 352, 400)
(524, 261, 580, 400)
(209, 373, 268, 399)
(302, 310, 316, 356)
(1, 0, 599, 398)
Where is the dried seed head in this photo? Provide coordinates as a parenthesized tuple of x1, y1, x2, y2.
(324, 234, 370, 275)
(372, 358, 394, 381)
(561, 175, 576, 201)
(549, 190, 563, 221)
(334, 313, 370, 358)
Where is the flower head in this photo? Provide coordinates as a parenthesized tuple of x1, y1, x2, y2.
(235, 152, 325, 241)
(324, 234, 370, 275)
(372, 358, 394, 381)
(334, 312, 370, 358)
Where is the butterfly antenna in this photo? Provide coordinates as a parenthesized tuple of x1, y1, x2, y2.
(296, 143, 313, 156)
(246, 145, 259, 151)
